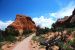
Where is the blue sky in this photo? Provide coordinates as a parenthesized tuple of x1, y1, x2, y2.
(0, 0, 75, 30)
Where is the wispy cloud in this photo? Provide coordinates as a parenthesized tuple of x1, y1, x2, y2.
(33, 16, 55, 28)
(0, 20, 13, 30)
(49, 1, 75, 19)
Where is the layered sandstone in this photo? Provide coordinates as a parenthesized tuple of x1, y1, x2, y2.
(7, 14, 36, 34)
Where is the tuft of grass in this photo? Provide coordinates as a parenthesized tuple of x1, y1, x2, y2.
(32, 35, 46, 42)
(32, 36, 38, 41)
(39, 45, 45, 48)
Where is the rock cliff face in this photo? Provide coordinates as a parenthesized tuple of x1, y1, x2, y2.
(7, 14, 36, 35)
(52, 9, 75, 28)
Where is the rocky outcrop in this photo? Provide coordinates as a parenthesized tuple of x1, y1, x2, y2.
(52, 8, 75, 28)
(7, 14, 36, 35)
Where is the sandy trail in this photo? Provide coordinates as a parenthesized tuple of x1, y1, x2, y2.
(12, 34, 35, 50)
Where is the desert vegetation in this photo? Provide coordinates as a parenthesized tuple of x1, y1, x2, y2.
(0, 26, 34, 49)
(0, 9, 75, 50)
(31, 9, 75, 50)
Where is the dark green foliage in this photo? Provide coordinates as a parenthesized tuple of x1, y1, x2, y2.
(36, 26, 50, 36)
(51, 23, 65, 32)
(61, 40, 74, 50)
(65, 23, 75, 28)
(0, 43, 3, 48)
(51, 17, 75, 32)
(0, 35, 5, 42)
(23, 29, 32, 34)
(6, 35, 16, 42)
(5, 26, 19, 36)
(51, 23, 56, 29)
(23, 29, 33, 37)
(62, 44, 73, 50)
(66, 28, 75, 35)
(0, 30, 5, 42)
(2, 26, 19, 42)
(0, 26, 19, 42)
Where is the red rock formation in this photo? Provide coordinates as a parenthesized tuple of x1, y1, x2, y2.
(7, 14, 36, 34)
(52, 8, 75, 28)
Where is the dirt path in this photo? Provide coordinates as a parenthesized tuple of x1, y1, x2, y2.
(12, 34, 35, 50)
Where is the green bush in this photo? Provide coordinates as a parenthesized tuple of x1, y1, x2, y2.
(37, 35, 45, 42)
(58, 37, 74, 50)
(4, 26, 19, 42)
(36, 27, 50, 36)
(32, 35, 45, 42)
(67, 28, 75, 35)
(62, 44, 72, 50)
(5, 35, 16, 42)
(5, 26, 19, 36)
(0, 30, 5, 42)
(23, 29, 32, 34)
(23, 29, 32, 37)
(0, 35, 5, 42)
(32, 36, 38, 41)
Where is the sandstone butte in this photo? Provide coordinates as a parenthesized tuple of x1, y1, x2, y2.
(7, 14, 36, 35)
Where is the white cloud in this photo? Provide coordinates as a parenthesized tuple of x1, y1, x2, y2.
(0, 20, 13, 30)
(49, 1, 75, 19)
(33, 16, 55, 28)
(33, 1, 75, 28)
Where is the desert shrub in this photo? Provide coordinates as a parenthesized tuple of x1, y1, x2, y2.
(51, 22, 65, 32)
(23, 29, 32, 34)
(32, 36, 38, 41)
(59, 36, 74, 50)
(70, 38, 75, 48)
(59, 40, 73, 50)
(0, 48, 2, 50)
(5, 26, 19, 36)
(36, 27, 50, 36)
(67, 28, 75, 35)
(3, 26, 19, 42)
(0, 30, 5, 42)
(32, 35, 45, 42)
(63, 44, 73, 50)
(62, 44, 72, 50)
(23, 29, 33, 37)
(37, 35, 45, 42)
(67, 23, 75, 28)
(0, 35, 5, 42)
(5, 35, 16, 42)
(37, 28, 44, 34)
(39, 45, 45, 48)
